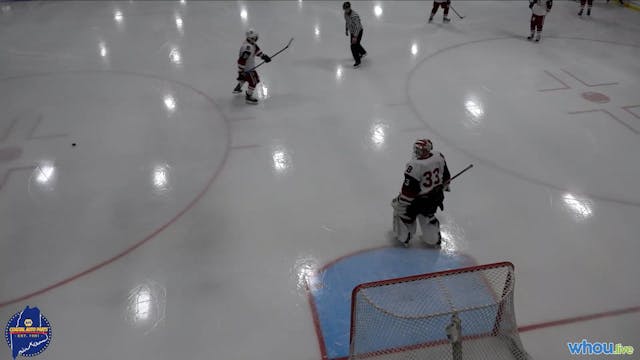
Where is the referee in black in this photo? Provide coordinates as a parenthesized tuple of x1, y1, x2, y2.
(343, 2, 367, 68)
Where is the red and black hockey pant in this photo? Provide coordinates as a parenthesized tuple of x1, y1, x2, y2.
(238, 70, 260, 92)
(403, 189, 445, 223)
(530, 14, 545, 32)
(431, 1, 450, 17)
(580, 0, 593, 7)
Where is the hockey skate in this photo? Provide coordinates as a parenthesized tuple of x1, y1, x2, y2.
(400, 233, 411, 248)
(233, 83, 243, 94)
(428, 16, 434, 23)
(535, 34, 541, 42)
(578, 8, 583, 15)
(353, 61, 361, 68)
(245, 92, 258, 104)
(443, 16, 451, 23)
(527, 33, 535, 41)
(587, 8, 591, 15)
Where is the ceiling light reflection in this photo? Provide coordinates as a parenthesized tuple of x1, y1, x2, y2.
(563, 193, 592, 219)
(293, 256, 320, 292)
(175, 16, 183, 30)
(169, 47, 182, 65)
(240, 8, 248, 21)
(374, 5, 383, 17)
(134, 287, 151, 320)
(35, 162, 55, 185)
(114, 10, 123, 23)
(272, 147, 292, 174)
(411, 43, 419, 56)
(126, 281, 167, 333)
(370, 122, 388, 149)
(260, 83, 269, 99)
(99, 42, 108, 57)
(336, 66, 343, 81)
(465, 100, 484, 118)
(164, 95, 176, 112)
(152, 164, 170, 191)
(314, 25, 320, 39)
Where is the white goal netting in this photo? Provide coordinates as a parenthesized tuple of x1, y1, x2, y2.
(349, 262, 530, 360)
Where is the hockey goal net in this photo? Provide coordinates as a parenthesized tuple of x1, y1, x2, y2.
(348, 262, 530, 360)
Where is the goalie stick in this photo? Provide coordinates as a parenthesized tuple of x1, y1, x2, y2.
(244, 37, 294, 73)
(450, 5, 465, 19)
(439, 163, 473, 190)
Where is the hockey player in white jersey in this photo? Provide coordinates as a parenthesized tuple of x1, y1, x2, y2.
(233, 29, 271, 104)
(392, 139, 451, 248)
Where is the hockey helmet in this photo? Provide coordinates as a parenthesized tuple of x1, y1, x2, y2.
(414, 139, 433, 159)
(246, 28, 259, 43)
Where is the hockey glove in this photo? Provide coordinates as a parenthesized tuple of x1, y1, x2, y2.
(261, 54, 272, 63)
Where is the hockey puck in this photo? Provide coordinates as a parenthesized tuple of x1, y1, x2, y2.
(72, 143, 76, 147)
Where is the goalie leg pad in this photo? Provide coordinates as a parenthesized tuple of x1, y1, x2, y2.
(394, 215, 417, 246)
(418, 214, 441, 246)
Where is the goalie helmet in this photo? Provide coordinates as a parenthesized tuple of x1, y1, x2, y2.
(343, 2, 351, 10)
(246, 28, 259, 43)
(413, 139, 433, 159)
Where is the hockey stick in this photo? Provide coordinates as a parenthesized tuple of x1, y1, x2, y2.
(244, 37, 294, 73)
(441, 164, 473, 188)
(450, 5, 465, 19)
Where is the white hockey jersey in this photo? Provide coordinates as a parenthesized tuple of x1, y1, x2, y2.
(401, 151, 450, 200)
(237, 40, 263, 72)
(530, 0, 552, 16)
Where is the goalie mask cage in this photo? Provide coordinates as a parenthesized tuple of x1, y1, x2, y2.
(348, 262, 530, 360)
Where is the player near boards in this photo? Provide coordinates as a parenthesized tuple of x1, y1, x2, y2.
(392, 139, 451, 248)
(233, 28, 271, 104)
(429, 0, 451, 23)
(528, 0, 552, 42)
(343, 2, 367, 68)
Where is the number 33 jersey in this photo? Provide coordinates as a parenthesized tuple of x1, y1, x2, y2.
(401, 152, 451, 199)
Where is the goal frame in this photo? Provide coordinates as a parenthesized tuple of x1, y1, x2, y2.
(348, 262, 516, 359)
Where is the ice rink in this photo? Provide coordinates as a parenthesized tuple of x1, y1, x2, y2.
(1, 1, 639, 359)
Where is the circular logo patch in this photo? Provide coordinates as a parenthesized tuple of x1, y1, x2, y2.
(4, 306, 52, 359)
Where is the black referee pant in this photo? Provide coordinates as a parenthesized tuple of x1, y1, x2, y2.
(350, 29, 366, 63)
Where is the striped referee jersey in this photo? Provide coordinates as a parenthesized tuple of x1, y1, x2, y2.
(344, 9, 363, 36)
